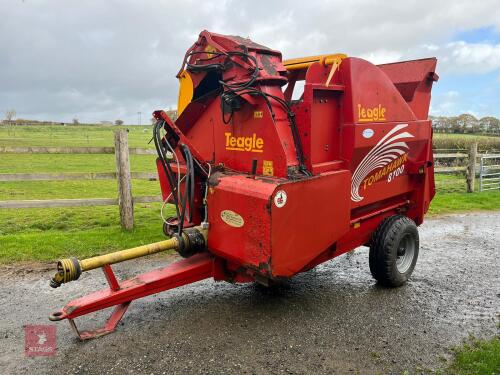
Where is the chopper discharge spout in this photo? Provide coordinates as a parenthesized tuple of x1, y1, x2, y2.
(49, 226, 207, 288)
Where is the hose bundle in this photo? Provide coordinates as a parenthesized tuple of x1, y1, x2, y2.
(184, 49, 310, 176)
(153, 120, 196, 235)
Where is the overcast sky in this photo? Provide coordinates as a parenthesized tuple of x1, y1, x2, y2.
(1, 0, 500, 124)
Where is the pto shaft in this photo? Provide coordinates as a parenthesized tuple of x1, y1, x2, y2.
(50, 226, 207, 288)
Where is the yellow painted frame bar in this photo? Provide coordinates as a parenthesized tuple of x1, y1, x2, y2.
(283, 53, 347, 71)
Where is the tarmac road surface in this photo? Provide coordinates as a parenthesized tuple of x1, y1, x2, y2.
(0, 212, 499, 374)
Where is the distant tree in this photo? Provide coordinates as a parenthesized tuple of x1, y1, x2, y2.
(492, 122, 500, 135)
(432, 114, 499, 134)
(447, 116, 462, 133)
(479, 116, 500, 134)
(4, 109, 16, 124)
(457, 114, 479, 133)
(72, 118, 79, 125)
(430, 116, 452, 133)
(115, 119, 124, 126)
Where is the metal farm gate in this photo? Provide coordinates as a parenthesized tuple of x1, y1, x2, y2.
(479, 155, 500, 192)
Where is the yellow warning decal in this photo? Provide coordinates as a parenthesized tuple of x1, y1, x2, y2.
(205, 44, 217, 54)
(263, 160, 274, 176)
(254, 111, 263, 119)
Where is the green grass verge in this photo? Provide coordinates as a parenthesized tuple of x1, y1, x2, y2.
(429, 174, 500, 215)
(446, 337, 500, 375)
(0, 179, 160, 200)
(429, 191, 500, 215)
(0, 204, 174, 263)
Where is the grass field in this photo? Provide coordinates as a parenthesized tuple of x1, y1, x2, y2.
(0, 124, 154, 148)
(0, 124, 166, 262)
(433, 133, 500, 151)
(443, 336, 500, 375)
(0, 125, 499, 263)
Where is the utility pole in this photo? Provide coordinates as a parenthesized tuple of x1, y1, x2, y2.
(137, 111, 142, 126)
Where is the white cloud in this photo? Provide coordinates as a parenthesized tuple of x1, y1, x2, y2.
(420, 41, 500, 75)
(430, 91, 461, 116)
(359, 50, 403, 65)
(447, 41, 500, 74)
(359, 41, 500, 76)
(1, 0, 500, 122)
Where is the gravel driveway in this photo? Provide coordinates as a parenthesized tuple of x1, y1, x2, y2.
(1, 212, 499, 374)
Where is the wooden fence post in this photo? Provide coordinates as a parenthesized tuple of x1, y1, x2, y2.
(466, 142, 478, 193)
(114, 129, 134, 229)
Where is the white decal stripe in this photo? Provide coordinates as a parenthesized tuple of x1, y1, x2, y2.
(351, 124, 413, 202)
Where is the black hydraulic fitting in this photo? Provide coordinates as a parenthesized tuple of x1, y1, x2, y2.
(173, 227, 207, 258)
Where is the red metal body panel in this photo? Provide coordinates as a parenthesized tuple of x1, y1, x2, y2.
(270, 170, 351, 276)
(206, 170, 350, 278)
(378, 58, 439, 120)
(340, 58, 418, 124)
(207, 174, 275, 269)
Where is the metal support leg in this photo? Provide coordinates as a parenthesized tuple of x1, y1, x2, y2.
(67, 302, 131, 340)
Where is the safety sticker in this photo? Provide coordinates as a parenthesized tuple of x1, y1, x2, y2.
(254, 110, 263, 119)
(263, 160, 274, 176)
(274, 190, 287, 208)
(220, 210, 245, 228)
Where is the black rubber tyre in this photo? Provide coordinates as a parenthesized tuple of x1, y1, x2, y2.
(369, 215, 419, 287)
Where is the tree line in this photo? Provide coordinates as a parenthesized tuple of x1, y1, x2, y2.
(430, 114, 500, 134)
(1, 109, 179, 126)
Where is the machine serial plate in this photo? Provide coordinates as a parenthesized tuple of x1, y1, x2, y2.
(220, 210, 245, 228)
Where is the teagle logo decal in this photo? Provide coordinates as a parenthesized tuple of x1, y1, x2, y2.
(358, 104, 387, 122)
(225, 132, 264, 153)
(351, 124, 413, 202)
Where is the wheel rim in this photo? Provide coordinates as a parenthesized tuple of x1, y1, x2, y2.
(396, 233, 415, 274)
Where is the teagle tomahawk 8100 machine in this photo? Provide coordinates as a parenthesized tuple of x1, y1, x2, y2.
(49, 31, 438, 339)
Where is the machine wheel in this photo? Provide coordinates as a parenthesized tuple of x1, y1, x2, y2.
(369, 215, 419, 287)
